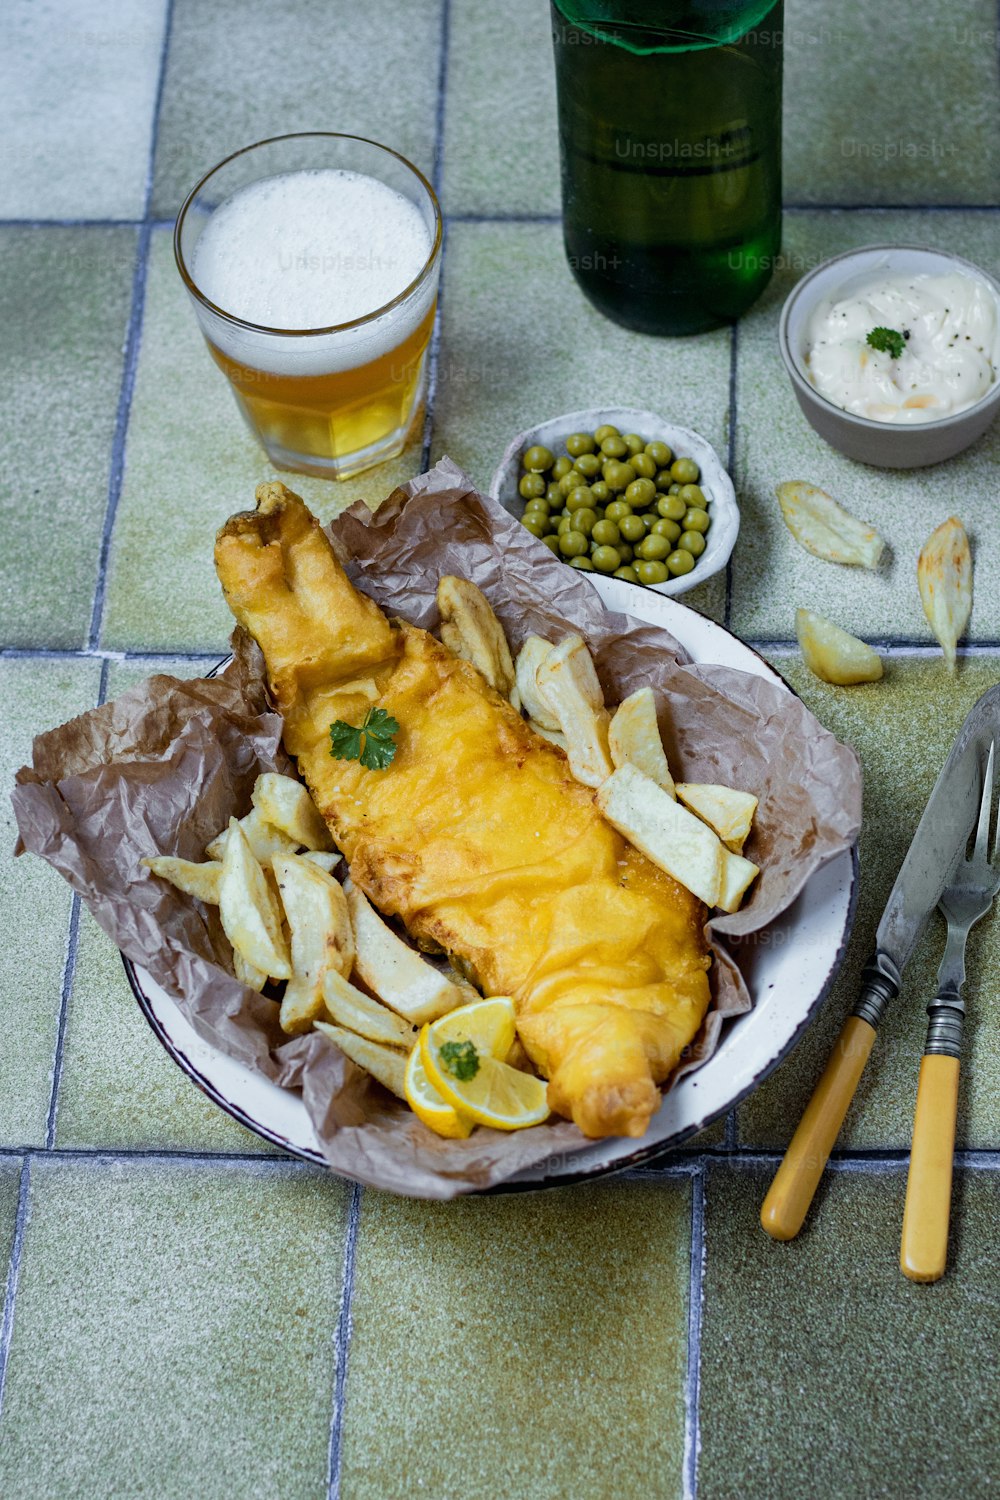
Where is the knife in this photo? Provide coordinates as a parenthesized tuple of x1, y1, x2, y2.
(760, 682, 1000, 1241)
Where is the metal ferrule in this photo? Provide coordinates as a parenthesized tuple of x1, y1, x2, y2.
(925, 1000, 965, 1058)
(852, 950, 902, 1030)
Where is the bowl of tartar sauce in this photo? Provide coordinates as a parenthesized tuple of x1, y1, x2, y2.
(779, 245, 1000, 468)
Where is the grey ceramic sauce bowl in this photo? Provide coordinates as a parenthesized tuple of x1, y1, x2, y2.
(779, 244, 1000, 469)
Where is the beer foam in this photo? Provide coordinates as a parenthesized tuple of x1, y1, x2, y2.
(190, 169, 436, 376)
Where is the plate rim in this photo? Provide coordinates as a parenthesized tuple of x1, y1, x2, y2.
(123, 597, 858, 1188)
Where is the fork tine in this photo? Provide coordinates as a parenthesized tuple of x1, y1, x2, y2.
(974, 740, 996, 863)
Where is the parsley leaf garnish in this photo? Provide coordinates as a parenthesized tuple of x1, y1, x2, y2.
(439, 1039, 480, 1082)
(329, 706, 399, 771)
(866, 326, 907, 360)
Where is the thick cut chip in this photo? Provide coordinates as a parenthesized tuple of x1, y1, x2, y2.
(675, 783, 758, 853)
(536, 633, 613, 788)
(315, 1022, 408, 1100)
(219, 817, 291, 980)
(301, 850, 341, 874)
(515, 636, 560, 730)
(322, 969, 420, 1048)
(718, 849, 760, 913)
(796, 608, 884, 685)
(596, 763, 723, 907)
(206, 806, 298, 865)
(234, 950, 268, 992)
(528, 721, 567, 750)
(346, 882, 466, 1025)
(273, 852, 354, 1035)
(141, 856, 222, 904)
(252, 772, 335, 852)
(775, 482, 886, 569)
(436, 576, 518, 703)
(608, 687, 675, 795)
(917, 516, 972, 674)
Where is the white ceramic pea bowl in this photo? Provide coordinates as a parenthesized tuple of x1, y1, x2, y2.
(489, 407, 739, 599)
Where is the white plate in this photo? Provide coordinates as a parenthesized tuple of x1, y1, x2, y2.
(124, 586, 856, 1188)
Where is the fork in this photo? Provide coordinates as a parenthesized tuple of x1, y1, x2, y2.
(900, 740, 1000, 1283)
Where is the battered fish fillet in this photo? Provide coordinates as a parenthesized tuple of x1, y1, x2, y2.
(215, 483, 711, 1138)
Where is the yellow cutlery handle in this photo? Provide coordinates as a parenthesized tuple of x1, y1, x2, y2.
(900, 1053, 960, 1283)
(760, 1015, 876, 1241)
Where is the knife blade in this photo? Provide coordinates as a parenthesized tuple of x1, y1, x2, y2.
(761, 682, 1000, 1241)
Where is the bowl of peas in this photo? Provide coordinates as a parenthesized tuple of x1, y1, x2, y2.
(490, 407, 739, 598)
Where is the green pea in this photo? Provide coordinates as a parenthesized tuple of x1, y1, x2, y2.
(590, 480, 611, 505)
(625, 478, 656, 509)
(638, 533, 671, 561)
(683, 507, 711, 534)
(635, 560, 669, 584)
(614, 566, 640, 583)
(667, 548, 696, 576)
(604, 499, 633, 523)
(604, 461, 636, 493)
(652, 518, 681, 542)
(557, 515, 574, 535)
(617, 542, 634, 564)
(600, 435, 628, 460)
(524, 496, 551, 514)
(592, 519, 621, 547)
(573, 507, 598, 536)
(619, 513, 647, 543)
(559, 470, 585, 497)
(566, 486, 595, 511)
(545, 482, 563, 504)
(591, 545, 621, 574)
(519, 472, 546, 500)
(640, 511, 658, 531)
(593, 424, 620, 444)
(630, 452, 656, 479)
(522, 444, 555, 473)
(657, 494, 687, 522)
(569, 555, 595, 571)
(670, 457, 700, 484)
(559, 530, 589, 558)
(655, 470, 675, 491)
(541, 533, 561, 554)
(552, 456, 573, 481)
(679, 530, 706, 556)
(645, 441, 672, 468)
(679, 484, 707, 509)
(575, 452, 602, 479)
(566, 432, 596, 457)
(521, 514, 548, 538)
(622, 432, 645, 456)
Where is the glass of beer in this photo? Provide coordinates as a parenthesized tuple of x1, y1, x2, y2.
(175, 133, 442, 480)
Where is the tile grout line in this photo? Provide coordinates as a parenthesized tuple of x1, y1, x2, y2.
(420, 0, 453, 472)
(682, 1165, 706, 1500)
(0, 1159, 32, 1428)
(141, 0, 176, 222)
(327, 1180, 363, 1500)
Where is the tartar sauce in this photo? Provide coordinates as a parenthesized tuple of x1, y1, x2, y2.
(805, 270, 999, 423)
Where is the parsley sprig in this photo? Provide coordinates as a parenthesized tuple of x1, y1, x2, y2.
(866, 326, 908, 360)
(329, 706, 399, 771)
(439, 1039, 480, 1082)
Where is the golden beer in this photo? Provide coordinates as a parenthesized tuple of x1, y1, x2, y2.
(175, 135, 442, 480)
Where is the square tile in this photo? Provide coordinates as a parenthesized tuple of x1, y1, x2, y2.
(101, 229, 424, 653)
(0, 0, 167, 218)
(0, 1160, 24, 1305)
(442, 0, 560, 216)
(341, 1179, 691, 1499)
(784, 0, 1000, 205)
(728, 211, 1000, 643)
(1, 659, 102, 1147)
(432, 220, 733, 620)
(151, 0, 443, 218)
(738, 653, 1000, 1150)
(0, 1159, 348, 1498)
(0, 226, 137, 648)
(698, 1163, 1000, 1499)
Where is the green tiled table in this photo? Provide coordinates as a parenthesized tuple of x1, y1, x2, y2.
(2, 2, 998, 1496)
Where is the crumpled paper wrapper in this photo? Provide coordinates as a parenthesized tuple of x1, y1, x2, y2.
(12, 459, 861, 1199)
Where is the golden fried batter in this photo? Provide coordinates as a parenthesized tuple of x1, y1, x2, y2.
(215, 483, 710, 1138)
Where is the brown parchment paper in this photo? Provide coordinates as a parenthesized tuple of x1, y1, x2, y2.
(12, 458, 861, 1199)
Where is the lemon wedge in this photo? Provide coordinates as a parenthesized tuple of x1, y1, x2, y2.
(404, 1044, 473, 1140)
(419, 997, 550, 1132)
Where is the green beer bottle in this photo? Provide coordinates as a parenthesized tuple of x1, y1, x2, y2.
(550, 0, 783, 335)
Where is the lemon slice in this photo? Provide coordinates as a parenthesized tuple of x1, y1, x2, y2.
(420, 998, 550, 1132)
(404, 1044, 473, 1140)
